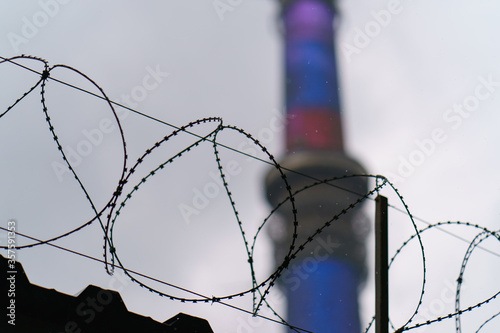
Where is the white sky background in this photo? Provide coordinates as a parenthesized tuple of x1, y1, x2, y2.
(1, 0, 499, 332)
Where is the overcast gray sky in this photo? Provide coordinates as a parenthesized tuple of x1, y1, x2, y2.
(1, 1, 500, 332)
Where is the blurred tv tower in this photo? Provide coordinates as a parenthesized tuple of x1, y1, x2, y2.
(265, 0, 368, 331)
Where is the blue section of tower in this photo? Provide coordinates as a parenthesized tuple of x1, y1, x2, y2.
(285, 260, 361, 332)
(286, 41, 341, 111)
(285, 0, 341, 112)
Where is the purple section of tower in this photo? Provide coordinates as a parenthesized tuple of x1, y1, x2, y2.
(284, 0, 344, 152)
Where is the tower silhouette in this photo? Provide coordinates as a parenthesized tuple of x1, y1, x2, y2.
(265, 0, 368, 331)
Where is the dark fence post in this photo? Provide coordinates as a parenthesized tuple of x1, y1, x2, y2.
(375, 195, 388, 333)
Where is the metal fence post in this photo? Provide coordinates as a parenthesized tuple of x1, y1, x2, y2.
(375, 195, 388, 333)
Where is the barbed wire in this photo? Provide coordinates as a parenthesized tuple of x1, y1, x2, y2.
(380, 221, 500, 333)
(2, 54, 499, 256)
(0, 225, 312, 332)
(1, 55, 499, 332)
